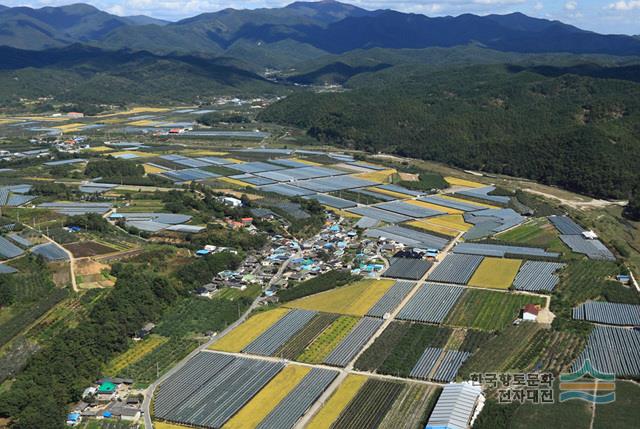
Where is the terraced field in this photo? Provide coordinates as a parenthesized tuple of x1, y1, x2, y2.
(209, 308, 290, 353)
(468, 257, 522, 289)
(297, 316, 359, 364)
(445, 289, 545, 331)
(223, 365, 311, 429)
(306, 374, 368, 429)
(286, 279, 396, 317)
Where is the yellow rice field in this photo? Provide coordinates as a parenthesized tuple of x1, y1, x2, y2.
(438, 194, 499, 209)
(223, 365, 311, 429)
(218, 177, 255, 188)
(468, 257, 522, 289)
(356, 169, 397, 184)
(324, 206, 361, 219)
(407, 214, 472, 236)
(0, 118, 19, 125)
(286, 279, 396, 316)
(183, 150, 229, 156)
(143, 163, 169, 174)
(406, 199, 463, 215)
(444, 176, 485, 188)
(105, 335, 168, 375)
(14, 116, 69, 122)
(209, 308, 290, 352)
(96, 107, 170, 118)
(86, 146, 113, 152)
(54, 123, 86, 133)
(306, 374, 368, 429)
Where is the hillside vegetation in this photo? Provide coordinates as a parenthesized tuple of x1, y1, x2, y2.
(261, 64, 640, 199)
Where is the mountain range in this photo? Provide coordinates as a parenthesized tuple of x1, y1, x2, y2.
(1, 1, 640, 69)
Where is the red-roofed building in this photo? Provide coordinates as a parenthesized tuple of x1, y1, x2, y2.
(522, 304, 540, 321)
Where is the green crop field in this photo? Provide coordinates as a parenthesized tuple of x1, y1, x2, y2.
(275, 313, 338, 359)
(356, 322, 452, 377)
(445, 289, 545, 331)
(495, 218, 561, 248)
(593, 381, 640, 429)
(378, 383, 439, 429)
(117, 337, 198, 387)
(297, 316, 358, 363)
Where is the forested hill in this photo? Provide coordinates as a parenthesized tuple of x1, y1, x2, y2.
(260, 64, 640, 200)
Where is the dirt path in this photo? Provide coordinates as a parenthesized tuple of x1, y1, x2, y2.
(524, 189, 627, 210)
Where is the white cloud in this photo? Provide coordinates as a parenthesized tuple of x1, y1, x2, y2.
(565, 1, 578, 11)
(533, 2, 544, 11)
(607, 1, 640, 10)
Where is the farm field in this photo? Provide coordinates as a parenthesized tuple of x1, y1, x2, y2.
(444, 176, 484, 188)
(356, 322, 452, 377)
(495, 218, 560, 248)
(285, 279, 396, 316)
(117, 337, 198, 387)
(406, 214, 471, 236)
(355, 168, 396, 183)
(510, 383, 592, 429)
(406, 199, 463, 215)
(64, 241, 118, 257)
(438, 194, 498, 209)
(209, 308, 289, 353)
(297, 316, 359, 364)
(275, 313, 338, 359)
(305, 374, 368, 429)
(467, 257, 522, 289)
(378, 383, 439, 429)
(104, 335, 168, 376)
(445, 289, 545, 331)
(330, 379, 404, 429)
(458, 323, 542, 377)
(143, 163, 169, 174)
(593, 381, 640, 429)
(223, 365, 311, 429)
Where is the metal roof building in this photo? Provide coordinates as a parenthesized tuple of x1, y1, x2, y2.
(426, 383, 483, 429)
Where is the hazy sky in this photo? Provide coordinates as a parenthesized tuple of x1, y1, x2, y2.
(2, 1, 639, 35)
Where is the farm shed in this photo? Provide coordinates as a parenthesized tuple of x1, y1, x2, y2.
(572, 302, 640, 326)
(259, 183, 315, 197)
(374, 201, 444, 219)
(383, 257, 432, 280)
(376, 184, 425, 197)
(347, 206, 412, 223)
(572, 326, 640, 377)
(44, 158, 87, 166)
(426, 383, 483, 429)
(397, 283, 464, 324)
(154, 352, 284, 428)
(162, 168, 219, 182)
(418, 195, 486, 212)
(512, 261, 566, 292)
(352, 188, 398, 202)
(428, 254, 484, 285)
(366, 280, 415, 318)
(31, 243, 69, 261)
(549, 215, 585, 235)
(559, 235, 615, 261)
(304, 194, 356, 209)
(228, 161, 286, 174)
(324, 317, 383, 367)
(453, 242, 560, 259)
(0, 263, 17, 274)
(294, 176, 379, 193)
(256, 368, 338, 429)
(365, 225, 449, 250)
(243, 309, 318, 356)
(0, 236, 24, 259)
(457, 186, 510, 204)
(39, 202, 112, 215)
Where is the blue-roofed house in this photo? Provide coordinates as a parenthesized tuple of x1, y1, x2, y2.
(66, 412, 81, 426)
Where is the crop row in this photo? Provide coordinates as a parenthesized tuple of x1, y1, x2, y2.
(105, 335, 169, 375)
(119, 337, 198, 387)
(297, 316, 358, 364)
(275, 313, 338, 360)
(444, 289, 545, 331)
(378, 383, 439, 429)
(330, 379, 404, 429)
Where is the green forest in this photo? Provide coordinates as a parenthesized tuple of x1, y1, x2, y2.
(261, 64, 640, 199)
